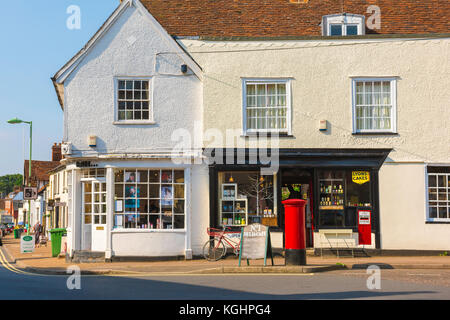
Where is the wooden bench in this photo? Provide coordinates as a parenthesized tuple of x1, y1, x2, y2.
(318, 229, 356, 258)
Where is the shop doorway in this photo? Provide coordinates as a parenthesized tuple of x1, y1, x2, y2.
(81, 180, 107, 252)
(281, 169, 314, 248)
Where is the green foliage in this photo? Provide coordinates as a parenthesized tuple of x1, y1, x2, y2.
(0, 174, 23, 197)
(439, 251, 448, 257)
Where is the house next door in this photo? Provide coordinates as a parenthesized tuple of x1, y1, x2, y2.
(82, 180, 107, 252)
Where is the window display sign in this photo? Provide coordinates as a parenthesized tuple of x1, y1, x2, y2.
(161, 186, 173, 207)
(125, 186, 140, 209)
(352, 171, 370, 185)
(238, 223, 273, 266)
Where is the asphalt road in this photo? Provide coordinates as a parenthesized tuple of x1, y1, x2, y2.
(1, 248, 450, 300)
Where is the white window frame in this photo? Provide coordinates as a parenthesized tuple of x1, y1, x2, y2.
(351, 77, 398, 134)
(242, 78, 292, 135)
(113, 77, 155, 125)
(112, 168, 187, 231)
(426, 166, 450, 222)
(322, 14, 365, 36)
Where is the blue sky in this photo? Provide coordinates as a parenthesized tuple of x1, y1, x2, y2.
(0, 0, 118, 176)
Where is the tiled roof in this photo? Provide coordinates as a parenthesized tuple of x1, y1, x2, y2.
(141, 0, 450, 37)
(24, 160, 60, 186)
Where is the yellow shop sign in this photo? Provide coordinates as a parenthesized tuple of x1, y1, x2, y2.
(352, 171, 370, 184)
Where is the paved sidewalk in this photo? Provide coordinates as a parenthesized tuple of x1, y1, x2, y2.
(1, 234, 449, 275)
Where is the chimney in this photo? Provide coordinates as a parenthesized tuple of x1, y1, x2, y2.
(52, 143, 62, 162)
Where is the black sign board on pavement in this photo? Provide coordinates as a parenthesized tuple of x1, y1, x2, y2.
(238, 223, 274, 266)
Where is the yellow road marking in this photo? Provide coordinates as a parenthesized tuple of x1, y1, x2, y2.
(106, 272, 316, 278)
(0, 248, 33, 275)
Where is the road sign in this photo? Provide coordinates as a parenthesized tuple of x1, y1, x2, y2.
(23, 187, 38, 200)
(238, 223, 273, 266)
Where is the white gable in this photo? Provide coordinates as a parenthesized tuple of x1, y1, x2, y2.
(59, 0, 203, 156)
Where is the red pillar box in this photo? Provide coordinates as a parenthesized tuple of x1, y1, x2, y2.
(282, 199, 307, 266)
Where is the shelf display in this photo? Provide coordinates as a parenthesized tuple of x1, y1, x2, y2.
(222, 183, 237, 200)
(220, 199, 248, 226)
(319, 178, 345, 209)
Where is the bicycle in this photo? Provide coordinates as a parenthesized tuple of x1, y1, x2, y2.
(203, 226, 241, 261)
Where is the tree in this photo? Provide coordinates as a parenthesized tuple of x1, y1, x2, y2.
(0, 174, 23, 197)
(240, 174, 273, 215)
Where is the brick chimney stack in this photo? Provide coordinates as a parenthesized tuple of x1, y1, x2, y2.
(52, 143, 62, 162)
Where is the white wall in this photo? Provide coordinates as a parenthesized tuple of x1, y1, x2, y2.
(181, 37, 450, 164)
(111, 231, 186, 257)
(379, 163, 450, 250)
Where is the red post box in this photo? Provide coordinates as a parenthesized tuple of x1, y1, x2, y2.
(282, 199, 307, 265)
(358, 210, 372, 245)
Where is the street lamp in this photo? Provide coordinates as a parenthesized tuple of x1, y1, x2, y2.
(7, 118, 32, 235)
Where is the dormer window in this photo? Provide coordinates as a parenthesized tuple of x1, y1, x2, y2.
(322, 14, 365, 36)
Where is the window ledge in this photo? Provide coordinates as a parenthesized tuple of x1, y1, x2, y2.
(425, 221, 450, 224)
(242, 133, 294, 138)
(352, 132, 398, 136)
(111, 229, 186, 234)
(113, 121, 156, 125)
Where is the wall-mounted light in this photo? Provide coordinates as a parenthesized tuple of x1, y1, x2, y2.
(181, 64, 188, 74)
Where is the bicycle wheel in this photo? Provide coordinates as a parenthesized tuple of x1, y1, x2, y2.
(203, 239, 226, 261)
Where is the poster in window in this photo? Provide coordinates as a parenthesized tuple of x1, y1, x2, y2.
(125, 171, 140, 183)
(115, 200, 123, 212)
(161, 171, 173, 183)
(161, 186, 173, 207)
(125, 186, 140, 209)
(115, 215, 123, 227)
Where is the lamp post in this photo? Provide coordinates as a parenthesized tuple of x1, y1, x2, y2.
(8, 118, 32, 235)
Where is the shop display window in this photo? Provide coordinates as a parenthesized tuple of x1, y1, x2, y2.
(114, 169, 185, 230)
(318, 170, 372, 228)
(218, 171, 276, 227)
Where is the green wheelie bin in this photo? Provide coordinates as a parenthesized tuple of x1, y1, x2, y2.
(49, 228, 66, 257)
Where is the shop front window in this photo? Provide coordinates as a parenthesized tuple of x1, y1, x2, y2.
(218, 171, 276, 227)
(114, 169, 185, 230)
(318, 170, 372, 228)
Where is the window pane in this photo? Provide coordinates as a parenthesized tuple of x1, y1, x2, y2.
(138, 184, 148, 198)
(267, 84, 276, 95)
(149, 170, 160, 183)
(330, 24, 342, 36)
(125, 214, 136, 228)
(438, 207, 447, 219)
(149, 200, 160, 213)
(429, 207, 437, 218)
(277, 84, 286, 95)
(346, 25, 358, 35)
(161, 171, 173, 183)
(428, 175, 436, 187)
(257, 84, 266, 95)
(246, 84, 256, 95)
(174, 171, 184, 183)
(149, 184, 159, 198)
(174, 200, 184, 213)
(174, 215, 184, 229)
